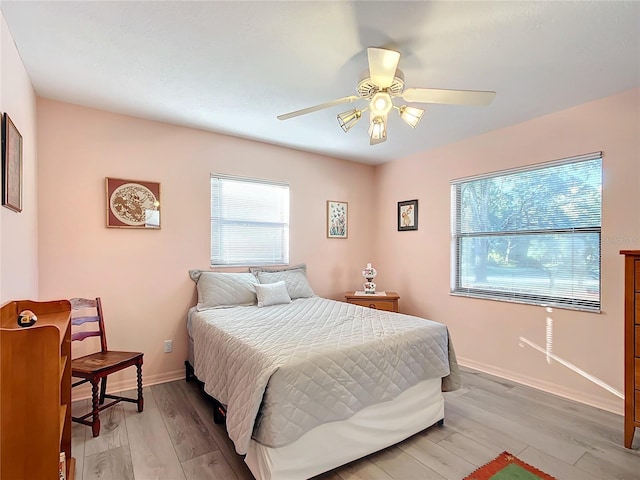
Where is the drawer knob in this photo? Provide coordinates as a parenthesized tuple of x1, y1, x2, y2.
(368, 304, 377, 309)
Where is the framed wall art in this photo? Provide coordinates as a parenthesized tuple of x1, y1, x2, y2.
(2, 113, 23, 212)
(106, 177, 161, 229)
(327, 200, 348, 238)
(398, 199, 418, 231)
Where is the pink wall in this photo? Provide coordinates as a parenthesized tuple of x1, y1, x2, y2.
(36, 99, 375, 393)
(0, 13, 39, 302)
(373, 88, 640, 414)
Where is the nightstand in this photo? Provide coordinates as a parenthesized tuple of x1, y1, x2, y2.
(344, 292, 399, 312)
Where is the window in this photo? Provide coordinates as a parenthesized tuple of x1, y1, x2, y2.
(450, 152, 602, 311)
(211, 175, 289, 267)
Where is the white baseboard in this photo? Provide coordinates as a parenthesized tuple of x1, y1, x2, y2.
(457, 356, 623, 417)
(71, 369, 185, 402)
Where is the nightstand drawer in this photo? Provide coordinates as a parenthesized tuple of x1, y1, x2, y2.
(636, 359, 640, 388)
(636, 390, 640, 422)
(345, 292, 400, 313)
(349, 298, 396, 311)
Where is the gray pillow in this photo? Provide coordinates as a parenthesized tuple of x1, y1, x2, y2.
(256, 281, 292, 307)
(189, 270, 258, 311)
(256, 269, 315, 299)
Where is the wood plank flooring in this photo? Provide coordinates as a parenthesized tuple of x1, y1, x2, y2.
(74, 367, 640, 480)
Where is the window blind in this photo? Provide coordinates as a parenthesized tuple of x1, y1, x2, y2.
(450, 152, 602, 311)
(211, 175, 290, 267)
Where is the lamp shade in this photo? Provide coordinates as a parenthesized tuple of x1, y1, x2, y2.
(362, 263, 377, 280)
(370, 92, 393, 116)
(399, 105, 424, 128)
(337, 109, 362, 132)
(368, 114, 387, 145)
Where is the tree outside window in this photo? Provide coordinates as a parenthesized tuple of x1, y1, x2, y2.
(451, 153, 602, 311)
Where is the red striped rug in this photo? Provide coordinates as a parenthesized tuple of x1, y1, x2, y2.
(463, 451, 558, 480)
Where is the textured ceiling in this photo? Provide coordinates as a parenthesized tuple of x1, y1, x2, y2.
(2, 1, 639, 164)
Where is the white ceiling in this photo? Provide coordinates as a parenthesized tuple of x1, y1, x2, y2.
(1, 1, 639, 165)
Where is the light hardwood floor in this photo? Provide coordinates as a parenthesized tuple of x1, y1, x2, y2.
(72, 367, 640, 480)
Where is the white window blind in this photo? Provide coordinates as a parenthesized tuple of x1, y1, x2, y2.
(211, 175, 289, 267)
(450, 152, 602, 311)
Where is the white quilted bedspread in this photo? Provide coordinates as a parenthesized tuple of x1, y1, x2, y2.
(191, 297, 460, 455)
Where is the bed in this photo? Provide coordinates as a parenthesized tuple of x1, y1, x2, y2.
(186, 266, 460, 480)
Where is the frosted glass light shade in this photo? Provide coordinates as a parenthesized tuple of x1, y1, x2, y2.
(368, 115, 387, 145)
(370, 92, 393, 116)
(399, 105, 424, 128)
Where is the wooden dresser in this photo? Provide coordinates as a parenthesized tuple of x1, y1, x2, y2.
(0, 299, 76, 479)
(621, 250, 640, 449)
(345, 292, 399, 312)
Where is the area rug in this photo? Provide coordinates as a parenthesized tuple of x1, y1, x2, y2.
(463, 451, 558, 480)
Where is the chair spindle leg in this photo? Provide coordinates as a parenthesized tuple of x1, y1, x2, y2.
(99, 377, 107, 405)
(136, 362, 144, 412)
(91, 380, 101, 437)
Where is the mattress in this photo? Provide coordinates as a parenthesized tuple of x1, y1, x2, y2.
(190, 296, 460, 455)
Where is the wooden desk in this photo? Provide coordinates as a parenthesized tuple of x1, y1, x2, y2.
(0, 299, 75, 479)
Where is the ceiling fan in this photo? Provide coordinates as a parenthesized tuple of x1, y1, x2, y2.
(277, 47, 496, 145)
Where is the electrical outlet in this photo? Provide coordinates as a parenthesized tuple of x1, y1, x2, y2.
(163, 339, 173, 353)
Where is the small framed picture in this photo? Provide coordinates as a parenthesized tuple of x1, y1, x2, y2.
(106, 177, 161, 229)
(327, 200, 348, 238)
(2, 113, 23, 213)
(398, 199, 418, 231)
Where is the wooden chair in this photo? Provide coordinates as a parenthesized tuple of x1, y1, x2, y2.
(70, 297, 144, 437)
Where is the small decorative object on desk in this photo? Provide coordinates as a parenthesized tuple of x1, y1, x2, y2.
(59, 451, 66, 480)
(17, 309, 37, 327)
(362, 262, 377, 294)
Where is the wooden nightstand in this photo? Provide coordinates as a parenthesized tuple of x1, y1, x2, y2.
(344, 292, 399, 312)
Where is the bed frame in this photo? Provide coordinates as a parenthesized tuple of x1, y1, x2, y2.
(185, 360, 227, 424)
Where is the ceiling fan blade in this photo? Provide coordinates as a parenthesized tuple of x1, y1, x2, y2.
(367, 47, 400, 89)
(277, 96, 360, 120)
(401, 88, 496, 106)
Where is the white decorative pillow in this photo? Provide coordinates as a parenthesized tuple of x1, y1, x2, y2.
(256, 281, 292, 307)
(188, 270, 258, 311)
(256, 269, 315, 299)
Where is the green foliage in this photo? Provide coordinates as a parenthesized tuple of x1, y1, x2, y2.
(455, 158, 601, 302)
(459, 159, 601, 234)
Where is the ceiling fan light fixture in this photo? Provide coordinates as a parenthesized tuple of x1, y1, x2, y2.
(276, 47, 495, 147)
(337, 108, 362, 132)
(369, 92, 393, 116)
(398, 105, 424, 128)
(368, 115, 387, 145)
